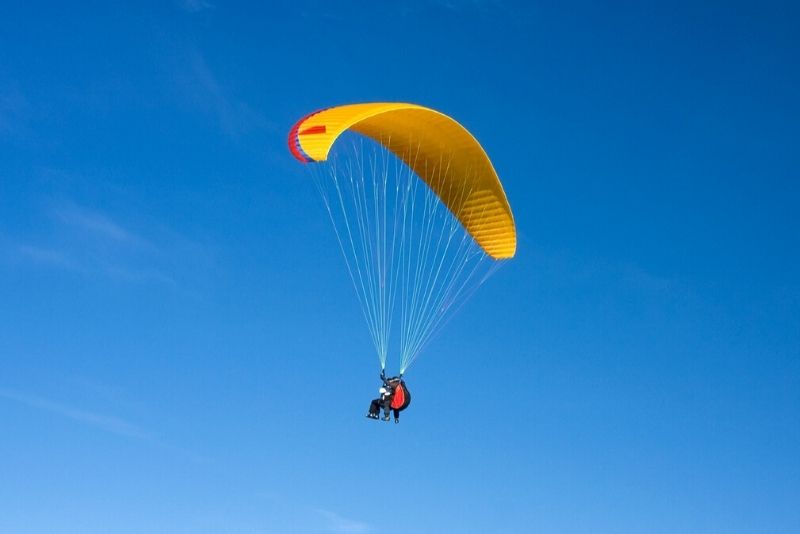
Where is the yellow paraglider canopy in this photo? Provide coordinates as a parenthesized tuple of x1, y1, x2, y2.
(288, 103, 516, 259)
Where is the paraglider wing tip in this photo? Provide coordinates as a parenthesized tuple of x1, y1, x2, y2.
(288, 107, 332, 163)
(287, 119, 314, 163)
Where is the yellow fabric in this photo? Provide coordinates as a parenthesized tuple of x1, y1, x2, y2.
(293, 103, 516, 259)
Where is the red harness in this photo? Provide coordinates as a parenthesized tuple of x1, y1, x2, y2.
(390, 384, 406, 410)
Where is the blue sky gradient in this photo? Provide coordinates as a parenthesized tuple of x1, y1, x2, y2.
(1, 1, 798, 533)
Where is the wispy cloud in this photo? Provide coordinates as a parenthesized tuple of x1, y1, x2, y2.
(0, 84, 31, 137)
(42, 202, 168, 281)
(17, 244, 80, 270)
(433, 0, 508, 12)
(298, 7, 345, 22)
(170, 48, 274, 138)
(0, 387, 152, 440)
(384, 0, 510, 17)
(315, 509, 371, 534)
(54, 203, 151, 248)
(4, 199, 211, 289)
(0, 385, 209, 462)
(188, 51, 235, 133)
(180, 0, 213, 13)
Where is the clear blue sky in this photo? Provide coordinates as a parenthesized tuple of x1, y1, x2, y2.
(1, 1, 798, 533)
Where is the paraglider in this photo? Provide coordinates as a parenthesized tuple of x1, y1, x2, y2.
(288, 102, 515, 420)
(367, 371, 411, 423)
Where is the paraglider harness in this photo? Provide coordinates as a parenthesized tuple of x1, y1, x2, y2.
(367, 370, 412, 422)
(382, 370, 411, 412)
